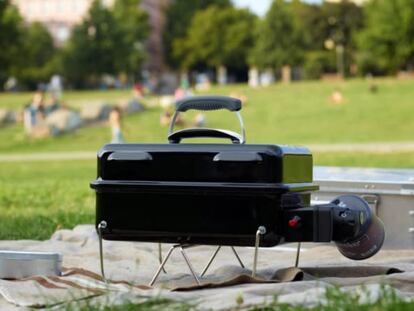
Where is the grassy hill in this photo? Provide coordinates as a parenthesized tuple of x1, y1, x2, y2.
(1, 78, 414, 154)
(0, 78, 413, 240)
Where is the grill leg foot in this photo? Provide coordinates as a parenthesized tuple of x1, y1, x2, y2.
(97, 221, 108, 283)
(295, 242, 301, 268)
(252, 226, 266, 278)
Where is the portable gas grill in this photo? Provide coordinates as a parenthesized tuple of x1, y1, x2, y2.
(91, 95, 385, 286)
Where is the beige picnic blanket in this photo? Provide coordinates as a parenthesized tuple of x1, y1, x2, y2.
(0, 225, 413, 310)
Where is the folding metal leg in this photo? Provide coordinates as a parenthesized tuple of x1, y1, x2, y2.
(158, 243, 167, 273)
(180, 246, 201, 286)
(231, 246, 245, 269)
(150, 244, 178, 286)
(295, 242, 301, 268)
(252, 226, 266, 278)
(201, 246, 245, 277)
(97, 221, 108, 283)
(150, 244, 201, 286)
(201, 246, 222, 277)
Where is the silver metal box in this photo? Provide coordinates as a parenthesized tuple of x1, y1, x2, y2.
(0, 251, 62, 279)
(313, 166, 414, 249)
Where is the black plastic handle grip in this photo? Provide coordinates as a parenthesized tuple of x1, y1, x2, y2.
(168, 128, 242, 144)
(176, 95, 242, 112)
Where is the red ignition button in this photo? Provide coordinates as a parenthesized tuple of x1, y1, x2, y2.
(288, 216, 301, 228)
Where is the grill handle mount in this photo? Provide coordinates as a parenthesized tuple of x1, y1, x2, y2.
(168, 95, 245, 144)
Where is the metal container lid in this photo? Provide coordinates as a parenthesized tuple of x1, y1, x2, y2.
(0, 251, 62, 261)
(314, 166, 414, 183)
(314, 166, 414, 195)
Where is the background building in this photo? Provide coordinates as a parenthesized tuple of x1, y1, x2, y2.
(140, 0, 171, 74)
(12, 0, 168, 74)
(12, 0, 114, 43)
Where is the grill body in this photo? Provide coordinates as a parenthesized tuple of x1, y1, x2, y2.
(91, 143, 318, 247)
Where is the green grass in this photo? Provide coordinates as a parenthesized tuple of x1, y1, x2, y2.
(1, 78, 414, 154)
(56, 285, 414, 310)
(0, 160, 95, 240)
(1, 78, 414, 241)
(314, 151, 414, 168)
(0, 89, 131, 110)
(248, 286, 414, 311)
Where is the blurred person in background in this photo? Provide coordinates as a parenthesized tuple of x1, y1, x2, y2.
(193, 112, 206, 127)
(48, 75, 63, 100)
(44, 93, 61, 116)
(23, 91, 45, 134)
(109, 106, 125, 143)
(133, 82, 144, 99)
(160, 100, 185, 127)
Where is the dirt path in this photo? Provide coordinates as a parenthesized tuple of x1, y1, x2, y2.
(0, 142, 414, 162)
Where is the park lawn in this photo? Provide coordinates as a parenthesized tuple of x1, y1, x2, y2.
(0, 89, 131, 110)
(1, 78, 414, 154)
(0, 77, 413, 240)
(0, 160, 95, 240)
(0, 152, 413, 241)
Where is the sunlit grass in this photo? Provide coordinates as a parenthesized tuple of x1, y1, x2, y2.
(1, 78, 414, 154)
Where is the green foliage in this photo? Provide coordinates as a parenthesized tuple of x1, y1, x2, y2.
(0, 2, 60, 89)
(111, 0, 149, 79)
(320, 1, 364, 49)
(249, 0, 304, 70)
(163, 0, 231, 69)
(357, 0, 414, 74)
(18, 22, 57, 88)
(249, 285, 414, 311)
(250, 0, 363, 76)
(174, 6, 256, 71)
(63, 1, 121, 87)
(63, 0, 148, 87)
(0, 0, 23, 85)
(291, 2, 326, 52)
(303, 51, 336, 80)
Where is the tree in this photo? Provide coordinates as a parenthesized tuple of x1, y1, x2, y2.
(18, 22, 57, 88)
(358, 0, 414, 74)
(320, 1, 363, 49)
(249, 0, 304, 70)
(111, 0, 149, 78)
(173, 6, 256, 74)
(63, 1, 119, 86)
(290, 0, 363, 78)
(0, 0, 24, 86)
(163, 0, 231, 69)
(63, 0, 148, 87)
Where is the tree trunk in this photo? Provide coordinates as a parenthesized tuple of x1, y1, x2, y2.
(282, 65, 291, 83)
(248, 66, 259, 88)
(217, 65, 227, 85)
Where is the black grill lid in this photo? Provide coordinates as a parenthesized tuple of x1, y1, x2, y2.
(96, 143, 314, 185)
